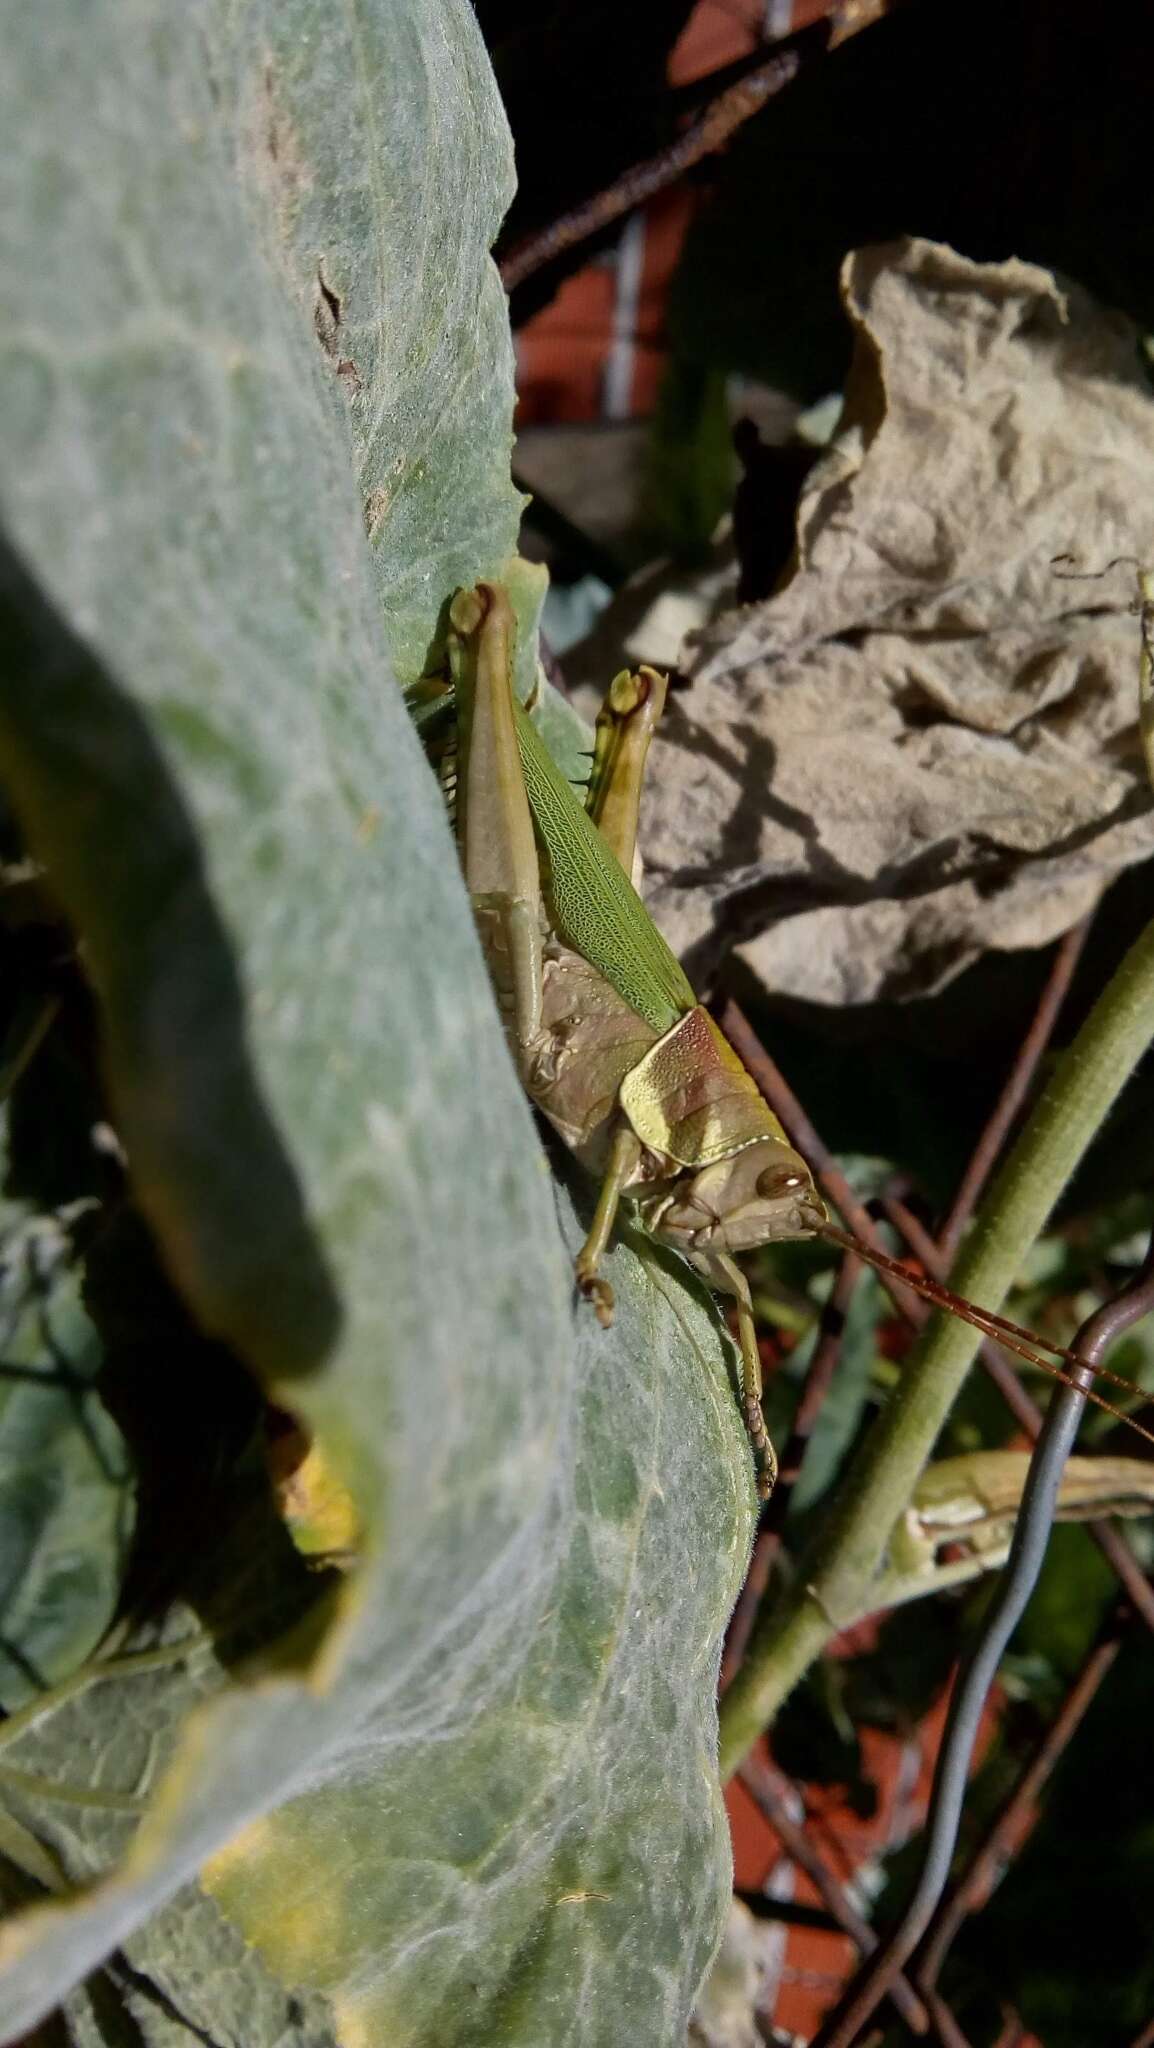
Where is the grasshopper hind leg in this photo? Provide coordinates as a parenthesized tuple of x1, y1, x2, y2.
(716, 1253, 778, 1503)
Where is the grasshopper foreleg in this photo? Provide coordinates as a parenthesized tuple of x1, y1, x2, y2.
(574, 1123, 643, 1326)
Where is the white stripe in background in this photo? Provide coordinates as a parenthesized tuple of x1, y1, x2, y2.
(758, 1846, 799, 2018)
(604, 6, 793, 422)
(602, 209, 646, 420)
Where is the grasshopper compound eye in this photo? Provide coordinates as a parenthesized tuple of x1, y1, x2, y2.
(756, 1165, 807, 1199)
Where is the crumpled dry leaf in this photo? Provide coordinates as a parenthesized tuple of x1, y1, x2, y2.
(907, 1450, 1154, 1557)
(638, 238, 1154, 1003)
(879, 1450, 1154, 1610)
(687, 1898, 781, 2048)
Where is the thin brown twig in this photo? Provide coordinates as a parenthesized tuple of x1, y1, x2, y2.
(769, 1249, 865, 1521)
(879, 1191, 1042, 1436)
(937, 918, 1093, 1263)
(737, 1755, 945, 2040)
(722, 1250, 863, 1687)
(914, 1612, 1125, 1990)
(879, 1194, 1154, 1638)
(499, 45, 806, 292)
(1079, 1506, 1154, 1629)
(990, 2015, 1027, 2048)
(662, 33, 813, 116)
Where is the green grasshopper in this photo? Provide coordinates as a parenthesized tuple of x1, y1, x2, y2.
(432, 581, 1154, 1502)
(443, 582, 826, 1500)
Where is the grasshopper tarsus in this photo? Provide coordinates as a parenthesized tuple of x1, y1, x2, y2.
(743, 1394, 777, 1502)
(577, 1270, 616, 1327)
(750, 1409, 774, 1507)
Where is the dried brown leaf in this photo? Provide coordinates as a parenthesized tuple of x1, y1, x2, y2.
(637, 239, 1154, 1002)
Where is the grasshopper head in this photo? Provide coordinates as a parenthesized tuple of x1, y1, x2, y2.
(645, 1139, 826, 1276)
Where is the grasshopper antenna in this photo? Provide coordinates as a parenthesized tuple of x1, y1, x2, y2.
(816, 1219, 1154, 1449)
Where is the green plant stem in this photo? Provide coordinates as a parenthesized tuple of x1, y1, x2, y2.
(0, 1764, 145, 1813)
(0, 1636, 207, 1757)
(719, 913, 1154, 1780)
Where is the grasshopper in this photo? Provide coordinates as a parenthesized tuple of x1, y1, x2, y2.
(444, 582, 826, 1500)
(436, 581, 1154, 1503)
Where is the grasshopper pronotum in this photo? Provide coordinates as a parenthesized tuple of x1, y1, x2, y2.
(437, 581, 1153, 1500)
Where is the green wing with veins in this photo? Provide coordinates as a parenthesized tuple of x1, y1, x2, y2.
(513, 700, 697, 1036)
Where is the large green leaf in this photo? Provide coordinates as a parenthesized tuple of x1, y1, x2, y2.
(0, 1202, 753, 2048)
(0, 3, 753, 2042)
(0, 1199, 131, 1715)
(238, 1, 527, 681)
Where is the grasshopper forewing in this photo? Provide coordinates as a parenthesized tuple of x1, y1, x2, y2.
(441, 584, 1153, 1497)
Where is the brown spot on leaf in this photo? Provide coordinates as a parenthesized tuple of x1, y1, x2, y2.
(363, 488, 389, 539)
(314, 261, 342, 356)
(314, 263, 362, 393)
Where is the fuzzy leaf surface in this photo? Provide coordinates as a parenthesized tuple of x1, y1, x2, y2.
(0, 3, 753, 2041)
